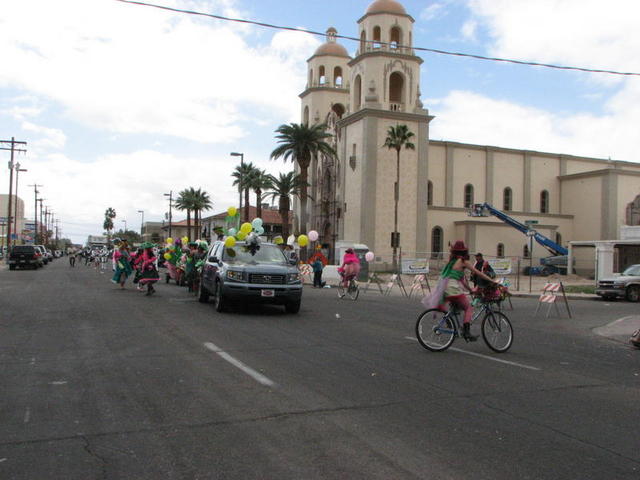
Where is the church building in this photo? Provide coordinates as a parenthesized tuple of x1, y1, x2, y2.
(298, 0, 640, 268)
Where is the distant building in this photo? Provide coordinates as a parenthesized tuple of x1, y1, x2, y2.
(0, 194, 26, 246)
(201, 205, 293, 242)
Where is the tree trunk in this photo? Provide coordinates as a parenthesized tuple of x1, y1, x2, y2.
(298, 161, 309, 234)
(244, 188, 250, 223)
(279, 194, 290, 242)
(187, 210, 191, 242)
(256, 189, 262, 219)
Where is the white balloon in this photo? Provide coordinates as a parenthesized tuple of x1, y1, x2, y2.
(287, 235, 296, 245)
(308, 230, 319, 242)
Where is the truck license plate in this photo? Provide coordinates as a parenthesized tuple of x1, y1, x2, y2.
(261, 289, 275, 297)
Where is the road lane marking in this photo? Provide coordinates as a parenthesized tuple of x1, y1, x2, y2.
(405, 337, 541, 371)
(204, 342, 275, 387)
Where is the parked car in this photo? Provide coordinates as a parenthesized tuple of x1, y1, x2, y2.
(596, 264, 640, 301)
(34, 245, 49, 265)
(7, 245, 43, 270)
(198, 240, 303, 313)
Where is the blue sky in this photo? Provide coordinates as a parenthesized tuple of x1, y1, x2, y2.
(1, 0, 638, 243)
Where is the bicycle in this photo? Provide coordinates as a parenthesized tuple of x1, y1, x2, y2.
(415, 288, 513, 353)
(338, 275, 359, 300)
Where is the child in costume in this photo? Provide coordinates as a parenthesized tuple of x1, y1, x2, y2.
(338, 248, 360, 287)
(111, 240, 133, 289)
(138, 243, 160, 295)
(422, 240, 499, 341)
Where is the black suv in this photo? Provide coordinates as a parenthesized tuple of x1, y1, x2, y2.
(8, 245, 43, 270)
(198, 241, 303, 313)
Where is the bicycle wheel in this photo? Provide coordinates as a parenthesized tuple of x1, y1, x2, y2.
(337, 282, 346, 298)
(481, 311, 513, 353)
(347, 281, 359, 300)
(415, 309, 456, 352)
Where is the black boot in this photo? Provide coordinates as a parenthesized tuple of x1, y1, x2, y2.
(462, 323, 478, 342)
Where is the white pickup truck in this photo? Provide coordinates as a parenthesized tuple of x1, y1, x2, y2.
(596, 264, 640, 301)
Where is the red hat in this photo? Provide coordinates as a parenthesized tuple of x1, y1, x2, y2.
(450, 240, 468, 252)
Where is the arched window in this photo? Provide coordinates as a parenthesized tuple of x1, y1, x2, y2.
(626, 194, 640, 225)
(334, 66, 343, 87)
(389, 72, 404, 109)
(431, 227, 443, 259)
(503, 187, 512, 211)
(555, 232, 562, 246)
(540, 190, 549, 213)
(497, 243, 505, 258)
(523, 245, 530, 259)
(354, 75, 362, 110)
(427, 180, 433, 206)
(308, 68, 313, 87)
(390, 26, 402, 49)
(373, 26, 381, 48)
(318, 65, 326, 85)
(303, 106, 309, 126)
(331, 103, 345, 119)
(464, 184, 474, 208)
(360, 30, 366, 52)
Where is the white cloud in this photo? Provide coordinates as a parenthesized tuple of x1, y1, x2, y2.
(460, 20, 477, 41)
(420, 2, 453, 21)
(20, 122, 67, 150)
(0, 0, 319, 143)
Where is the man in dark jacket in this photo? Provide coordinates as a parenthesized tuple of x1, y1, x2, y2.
(472, 253, 495, 287)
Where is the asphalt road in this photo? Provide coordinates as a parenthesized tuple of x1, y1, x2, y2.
(1, 260, 639, 479)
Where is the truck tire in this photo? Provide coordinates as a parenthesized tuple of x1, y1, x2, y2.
(214, 282, 228, 312)
(9, 265, 15, 270)
(625, 285, 640, 302)
(197, 278, 209, 303)
(285, 300, 301, 314)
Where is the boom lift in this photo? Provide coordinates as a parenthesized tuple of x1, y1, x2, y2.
(469, 203, 568, 273)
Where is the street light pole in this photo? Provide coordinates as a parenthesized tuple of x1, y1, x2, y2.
(138, 210, 144, 238)
(164, 191, 173, 238)
(121, 219, 127, 233)
(37, 198, 45, 245)
(230, 152, 244, 222)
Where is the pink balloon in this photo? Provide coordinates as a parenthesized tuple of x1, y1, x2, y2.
(308, 230, 319, 242)
(365, 251, 375, 262)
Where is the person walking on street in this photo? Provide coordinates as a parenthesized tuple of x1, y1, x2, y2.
(138, 243, 160, 295)
(312, 258, 325, 288)
(111, 240, 133, 289)
(68, 249, 76, 267)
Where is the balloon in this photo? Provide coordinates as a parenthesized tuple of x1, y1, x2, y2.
(182, 236, 189, 244)
(251, 218, 263, 229)
(163, 253, 172, 260)
(256, 226, 265, 235)
(308, 230, 319, 242)
(237, 231, 247, 240)
(287, 235, 296, 245)
(224, 236, 236, 247)
(166, 237, 174, 244)
(227, 228, 237, 237)
(227, 206, 237, 217)
(274, 236, 284, 245)
(365, 251, 375, 262)
(240, 222, 253, 234)
(298, 234, 309, 247)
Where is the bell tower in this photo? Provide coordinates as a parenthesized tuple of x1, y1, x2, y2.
(336, 0, 433, 260)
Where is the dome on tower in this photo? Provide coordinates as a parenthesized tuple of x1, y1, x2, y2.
(365, 0, 407, 15)
(313, 27, 350, 58)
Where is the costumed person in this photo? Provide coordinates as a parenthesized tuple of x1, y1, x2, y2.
(338, 248, 360, 287)
(111, 240, 133, 289)
(138, 243, 160, 295)
(183, 242, 198, 292)
(131, 247, 145, 291)
(472, 252, 495, 288)
(421, 241, 499, 342)
(165, 239, 182, 285)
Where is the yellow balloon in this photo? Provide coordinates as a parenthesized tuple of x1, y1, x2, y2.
(274, 236, 284, 245)
(166, 237, 174, 244)
(227, 206, 237, 217)
(163, 252, 172, 260)
(237, 231, 247, 240)
(240, 222, 253, 234)
(225, 236, 236, 247)
(182, 236, 189, 244)
(298, 234, 309, 247)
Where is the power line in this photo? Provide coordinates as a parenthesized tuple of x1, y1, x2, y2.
(113, 0, 640, 77)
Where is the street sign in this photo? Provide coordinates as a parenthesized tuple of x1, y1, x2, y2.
(525, 220, 539, 225)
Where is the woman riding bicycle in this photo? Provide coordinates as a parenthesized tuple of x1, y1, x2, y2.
(338, 248, 360, 287)
(423, 241, 499, 342)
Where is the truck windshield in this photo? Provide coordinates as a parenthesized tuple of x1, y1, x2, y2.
(622, 265, 640, 276)
(222, 244, 287, 265)
(12, 246, 34, 253)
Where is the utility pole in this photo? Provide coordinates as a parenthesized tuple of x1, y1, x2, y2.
(1, 138, 27, 251)
(38, 198, 45, 245)
(164, 191, 173, 238)
(29, 184, 42, 244)
(13, 163, 27, 245)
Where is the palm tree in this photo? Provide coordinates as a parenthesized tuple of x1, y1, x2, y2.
(232, 162, 257, 223)
(175, 189, 195, 241)
(249, 169, 273, 220)
(103, 207, 116, 243)
(270, 123, 336, 233)
(190, 187, 213, 239)
(382, 124, 416, 271)
(265, 171, 306, 242)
